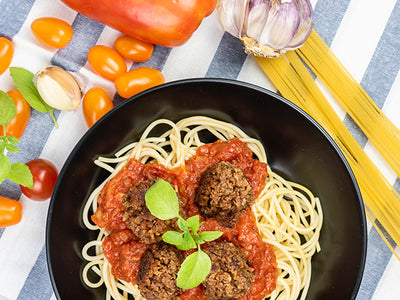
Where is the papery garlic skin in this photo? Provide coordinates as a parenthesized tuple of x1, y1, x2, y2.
(33, 66, 83, 111)
(217, 0, 313, 57)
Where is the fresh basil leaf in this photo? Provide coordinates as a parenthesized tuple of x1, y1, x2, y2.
(199, 231, 223, 242)
(5, 143, 19, 153)
(192, 233, 205, 245)
(162, 231, 184, 247)
(0, 143, 5, 154)
(186, 215, 200, 232)
(145, 179, 180, 220)
(177, 217, 189, 232)
(10, 67, 47, 113)
(177, 232, 197, 251)
(176, 249, 211, 289)
(7, 136, 20, 144)
(8, 162, 33, 188)
(0, 155, 11, 183)
(0, 91, 16, 127)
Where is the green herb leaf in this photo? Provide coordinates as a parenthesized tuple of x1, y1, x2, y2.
(144, 178, 225, 289)
(176, 249, 211, 290)
(0, 143, 5, 154)
(177, 217, 189, 232)
(162, 231, 184, 246)
(0, 91, 16, 127)
(192, 233, 205, 245)
(5, 143, 19, 153)
(177, 232, 197, 251)
(186, 215, 200, 232)
(145, 179, 180, 220)
(10, 67, 47, 113)
(199, 231, 224, 242)
(0, 155, 11, 184)
(8, 162, 33, 188)
(7, 136, 20, 144)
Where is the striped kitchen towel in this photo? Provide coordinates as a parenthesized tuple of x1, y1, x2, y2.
(0, 0, 400, 299)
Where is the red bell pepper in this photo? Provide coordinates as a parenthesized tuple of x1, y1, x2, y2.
(60, 0, 217, 47)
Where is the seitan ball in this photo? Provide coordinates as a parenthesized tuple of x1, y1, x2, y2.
(122, 179, 180, 244)
(203, 241, 255, 299)
(195, 161, 255, 227)
(137, 243, 183, 300)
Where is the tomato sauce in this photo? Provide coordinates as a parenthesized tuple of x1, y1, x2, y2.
(94, 138, 276, 299)
(102, 229, 150, 283)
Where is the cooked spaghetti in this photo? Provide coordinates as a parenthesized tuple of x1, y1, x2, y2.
(81, 116, 323, 300)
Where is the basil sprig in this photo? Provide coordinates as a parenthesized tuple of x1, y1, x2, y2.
(0, 91, 33, 188)
(145, 179, 223, 290)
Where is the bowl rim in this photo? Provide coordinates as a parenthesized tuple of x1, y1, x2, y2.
(46, 77, 367, 299)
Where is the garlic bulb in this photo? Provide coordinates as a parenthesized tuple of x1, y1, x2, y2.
(33, 66, 83, 111)
(217, 0, 313, 57)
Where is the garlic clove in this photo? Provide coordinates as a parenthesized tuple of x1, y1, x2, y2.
(217, 0, 314, 58)
(286, 0, 313, 49)
(217, 0, 249, 38)
(33, 66, 83, 111)
(246, 0, 270, 40)
(258, 1, 300, 50)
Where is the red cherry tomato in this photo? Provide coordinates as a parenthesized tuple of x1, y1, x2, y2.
(114, 35, 154, 62)
(20, 159, 58, 201)
(82, 87, 114, 127)
(31, 17, 73, 48)
(0, 37, 14, 75)
(114, 67, 165, 98)
(0, 90, 31, 138)
(88, 45, 127, 81)
(0, 196, 23, 228)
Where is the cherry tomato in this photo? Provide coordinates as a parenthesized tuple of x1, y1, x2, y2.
(0, 196, 23, 228)
(31, 17, 73, 49)
(0, 37, 14, 75)
(88, 45, 127, 81)
(114, 35, 154, 62)
(0, 90, 31, 138)
(20, 159, 58, 201)
(82, 87, 114, 127)
(115, 67, 165, 99)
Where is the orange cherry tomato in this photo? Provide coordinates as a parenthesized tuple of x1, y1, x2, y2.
(0, 196, 23, 228)
(82, 87, 114, 127)
(0, 90, 31, 139)
(114, 35, 154, 62)
(115, 67, 165, 99)
(88, 45, 127, 81)
(31, 17, 73, 48)
(0, 37, 14, 75)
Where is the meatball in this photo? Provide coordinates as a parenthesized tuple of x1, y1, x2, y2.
(195, 161, 255, 227)
(122, 179, 180, 244)
(203, 241, 255, 300)
(137, 243, 183, 300)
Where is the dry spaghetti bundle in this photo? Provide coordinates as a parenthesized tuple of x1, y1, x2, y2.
(254, 47, 400, 260)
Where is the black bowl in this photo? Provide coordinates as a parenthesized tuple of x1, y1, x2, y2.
(46, 78, 366, 299)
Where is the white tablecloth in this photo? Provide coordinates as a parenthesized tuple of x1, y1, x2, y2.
(0, 0, 400, 299)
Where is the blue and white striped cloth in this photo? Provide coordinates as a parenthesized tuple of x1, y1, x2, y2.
(0, 0, 400, 299)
